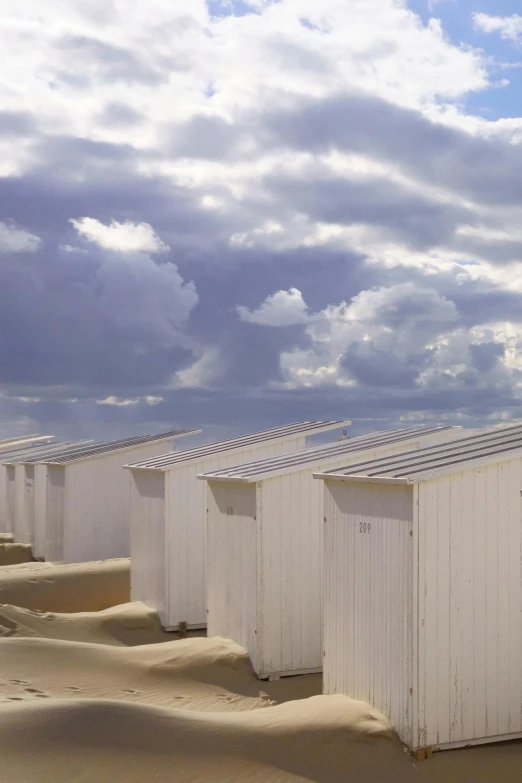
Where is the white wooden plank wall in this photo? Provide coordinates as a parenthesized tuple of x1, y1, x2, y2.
(258, 470, 323, 675)
(62, 440, 178, 563)
(164, 435, 309, 629)
(6, 467, 16, 536)
(13, 464, 35, 545)
(323, 480, 414, 747)
(207, 480, 258, 667)
(33, 464, 48, 558)
(45, 466, 66, 561)
(416, 457, 522, 748)
(129, 471, 167, 622)
(14, 464, 28, 543)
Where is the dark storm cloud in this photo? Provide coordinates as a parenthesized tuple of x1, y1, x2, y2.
(469, 341, 506, 372)
(169, 114, 243, 161)
(261, 90, 522, 209)
(55, 35, 165, 86)
(264, 172, 473, 249)
(340, 343, 432, 387)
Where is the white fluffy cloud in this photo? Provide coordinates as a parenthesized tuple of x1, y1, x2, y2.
(473, 13, 522, 43)
(236, 287, 309, 326)
(235, 283, 521, 396)
(70, 218, 169, 253)
(96, 395, 164, 406)
(0, 221, 41, 253)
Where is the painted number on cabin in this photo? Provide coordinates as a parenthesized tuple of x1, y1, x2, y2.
(359, 522, 371, 534)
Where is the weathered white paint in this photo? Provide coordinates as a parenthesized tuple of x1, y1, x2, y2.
(205, 436, 441, 679)
(323, 480, 414, 745)
(5, 466, 16, 535)
(207, 481, 258, 666)
(13, 464, 35, 545)
(321, 452, 522, 752)
(128, 430, 343, 631)
(33, 463, 48, 558)
(43, 437, 191, 564)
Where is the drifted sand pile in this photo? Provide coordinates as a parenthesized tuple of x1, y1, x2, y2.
(0, 601, 175, 646)
(0, 691, 394, 783)
(0, 558, 130, 612)
(0, 543, 34, 566)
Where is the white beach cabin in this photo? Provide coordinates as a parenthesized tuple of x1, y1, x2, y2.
(0, 439, 69, 535)
(4, 440, 94, 549)
(201, 425, 462, 680)
(314, 423, 522, 756)
(126, 420, 348, 631)
(38, 429, 199, 563)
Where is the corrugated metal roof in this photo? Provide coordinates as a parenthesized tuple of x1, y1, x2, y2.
(0, 435, 54, 452)
(43, 429, 199, 465)
(199, 426, 459, 483)
(125, 421, 349, 470)
(315, 423, 522, 484)
(0, 440, 74, 463)
(3, 440, 94, 465)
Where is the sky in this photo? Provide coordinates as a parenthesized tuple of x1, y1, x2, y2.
(2, 0, 522, 443)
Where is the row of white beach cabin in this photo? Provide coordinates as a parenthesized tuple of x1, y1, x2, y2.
(313, 422, 522, 754)
(126, 420, 348, 630)
(0, 437, 76, 534)
(200, 425, 461, 680)
(5, 439, 96, 549)
(3, 429, 198, 563)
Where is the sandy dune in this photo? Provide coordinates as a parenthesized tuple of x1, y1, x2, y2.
(0, 611, 520, 781)
(0, 601, 181, 646)
(0, 543, 33, 566)
(0, 558, 130, 612)
(0, 694, 396, 783)
(0, 635, 277, 712)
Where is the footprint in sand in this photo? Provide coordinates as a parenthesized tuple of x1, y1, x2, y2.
(172, 696, 185, 701)
(24, 688, 45, 694)
(9, 680, 30, 685)
(121, 689, 141, 695)
(6, 697, 23, 701)
(217, 694, 234, 702)
(65, 686, 82, 692)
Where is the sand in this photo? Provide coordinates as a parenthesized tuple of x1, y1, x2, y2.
(0, 601, 179, 646)
(0, 533, 14, 543)
(0, 558, 130, 612)
(0, 590, 521, 781)
(0, 542, 33, 566)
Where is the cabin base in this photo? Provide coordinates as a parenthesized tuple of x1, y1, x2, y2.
(257, 666, 322, 681)
(418, 730, 522, 754)
(164, 623, 207, 633)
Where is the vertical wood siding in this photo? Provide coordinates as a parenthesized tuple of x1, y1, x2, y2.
(323, 480, 414, 747)
(416, 457, 522, 748)
(45, 466, 66, 561)
(60, 440, 174, 564)
(162, 435, 308, 629)
(5, 467, 16, 536)
(33, 464, 48, 558)
(14, 464, 35, 545)
(207, 480, 259, 667)
(129, 470, 167, 623)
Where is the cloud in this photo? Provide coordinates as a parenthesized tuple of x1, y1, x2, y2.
(3, 0, 522, 442)
(70, 218, 170, 253)
(0, 221, 41, 253)
(96, 395, 164, 406)
(473, 14, 522, 43)
(236, 287, 310, 325)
